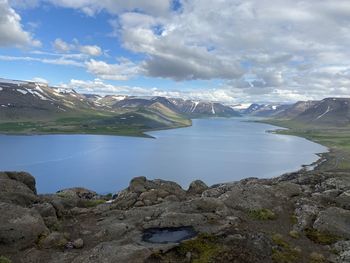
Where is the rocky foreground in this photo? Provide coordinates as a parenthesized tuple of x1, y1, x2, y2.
(1, 171, 350, 263)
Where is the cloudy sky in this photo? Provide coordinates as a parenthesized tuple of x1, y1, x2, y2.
(1, 0, 350, 103)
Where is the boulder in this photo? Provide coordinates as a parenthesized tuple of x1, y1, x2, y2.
(0, 202, 48, 250)
(56, 187, 97, 200)
(272, 182, 302, 198)
(313, 207, 350, 239)
(129, 176, 147, 193)
(41, 194, 79, 218)
(0, 177, 38, 207)
(219, 183, 278, 211)
(111, 190, 138, 210)
(112, 177, 186, 209)
(187, 180, 208, 195)
(294, 204, 319, 230)
(32, 202, 58, 228)
(319, 176, 350, 192)
(4, 171, 37, 194)
(73, 238, 84, 249)
(335, 191, 350, 210)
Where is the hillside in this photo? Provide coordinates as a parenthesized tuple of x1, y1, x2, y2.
(0, 78, 240, 137)
(243, 103, 291, 117)
(261, 98, 350, 127)
(293, 98, 350, 126)
(0, 79, 191, 136)
(274, 101, 318, 119)
(105, 96, 241, 118)
(262, 97, 350, 170)
(169, 98, 241, 117)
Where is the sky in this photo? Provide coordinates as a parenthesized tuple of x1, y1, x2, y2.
(1, 0, 350, 104)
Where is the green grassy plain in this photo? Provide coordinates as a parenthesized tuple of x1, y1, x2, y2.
(264, 119, 350, 170)
(0, 107, 191, 137)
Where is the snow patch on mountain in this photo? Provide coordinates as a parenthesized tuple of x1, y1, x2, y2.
(316, 106, 331, 120)
(16, 89, 28, 95)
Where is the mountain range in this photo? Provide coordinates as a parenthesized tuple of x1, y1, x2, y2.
(243, 99, 350, 126)
(0, 78, 240, 136)
(1, 78, 349, 133)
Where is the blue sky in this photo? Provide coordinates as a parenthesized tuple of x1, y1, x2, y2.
(1, 0, 350, 103)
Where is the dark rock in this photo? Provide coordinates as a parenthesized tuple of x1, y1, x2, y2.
(41, 194, 79, 217)
(56, 187, 97, 200)
(0, 202, 48, 250)
(187, 180, 208, 195)
(73, 238, 84, 249)
(32, 203, 57, 218)
(272, 182, 302, 198)
(0, 177, 38, 206)
(294, 203, 319, 230)
(112, 177, 186, 209)
(313, 207, 350, 239)
(335, 191, 350, 210)
(129, 176, 147, 193)
(32, 202, 59, 228)
(219, 183, 278, 211)
(2, 171, 37, 194)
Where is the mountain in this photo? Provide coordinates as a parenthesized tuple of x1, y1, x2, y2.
(230, 103, 252, 113)
(243, 103, 291, 117)
(293, 98, 350, 126)
(274, 100, 318, 119)
(0, 79, 101, 120)
(0, 79, 190, 136)
(96, 96, 241, 118)
(168, 98, 241, 117)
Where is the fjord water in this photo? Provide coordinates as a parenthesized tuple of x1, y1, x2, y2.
(0, 118, 327, 193)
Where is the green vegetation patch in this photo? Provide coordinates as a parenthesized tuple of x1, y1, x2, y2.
(82, 199, 106, 208)
(288, 230, 300, 239)
(0, 256, 11, 263)
(175, 233, 222, 263)
(271, 233, 301, 263)
(248, 208, 277, 220)
(305, 228, 340, 245)
(309, 252, 326, 263)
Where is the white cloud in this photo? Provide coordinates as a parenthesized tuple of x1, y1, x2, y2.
(53, 38, 72, 52)
(0, 55, 84, 67)
(52, 38, 103, 56)
(0, 0, 40, 47)
(60, 79, 242, 104)
(78, 45, 102, 56)
(46, 0, 172, 16)
(6, 0, 350, 102)
(85, 59, 141, 80)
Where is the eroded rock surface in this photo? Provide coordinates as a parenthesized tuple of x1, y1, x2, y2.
(1, 171, 350, 263)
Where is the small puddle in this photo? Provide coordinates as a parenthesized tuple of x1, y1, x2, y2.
(142, 226, 197, 244)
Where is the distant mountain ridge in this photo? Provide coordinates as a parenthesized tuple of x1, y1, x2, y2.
(0, 78, 242, 136)
(90, 95, 241, 118)
(294, 98, 350, 126)
(243, 97, 350, 127)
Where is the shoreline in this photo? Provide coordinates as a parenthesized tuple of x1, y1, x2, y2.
(1, 117, 331, 195)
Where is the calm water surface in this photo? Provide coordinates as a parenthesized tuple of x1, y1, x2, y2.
(0, 118, 327, 193)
